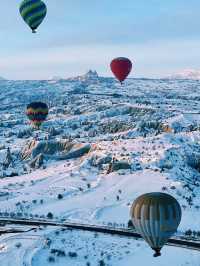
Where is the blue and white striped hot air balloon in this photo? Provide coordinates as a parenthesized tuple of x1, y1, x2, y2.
(19, 0, 47, 33)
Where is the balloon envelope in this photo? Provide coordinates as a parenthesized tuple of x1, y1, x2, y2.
(110, 57, 132, 83)
(130, 192, 182, 257)
(19, 0, 47, 33)
(26, 102, 48, 129)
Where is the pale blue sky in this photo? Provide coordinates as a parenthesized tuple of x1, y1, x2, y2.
(0, 0, 200, 79)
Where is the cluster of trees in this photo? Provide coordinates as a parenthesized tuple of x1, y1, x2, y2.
(185, 230, 200, 238)
(0, 210, 55, 220)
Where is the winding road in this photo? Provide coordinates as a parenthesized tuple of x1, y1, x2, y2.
(0, 217, 199, 252)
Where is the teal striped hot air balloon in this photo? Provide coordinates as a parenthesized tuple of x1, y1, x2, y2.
(19, 0, 47, 33)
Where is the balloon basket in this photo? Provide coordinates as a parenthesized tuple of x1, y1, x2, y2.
(153, 248, 161, 257)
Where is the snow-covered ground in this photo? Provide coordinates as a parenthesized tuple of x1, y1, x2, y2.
(0, 73, 200, 265)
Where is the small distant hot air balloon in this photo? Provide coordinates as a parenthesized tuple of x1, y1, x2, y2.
(130, 192, 182, 257)
(19, 0, 47, 33)
(26, 102, 48, 129)
(110, 57, 132, 84)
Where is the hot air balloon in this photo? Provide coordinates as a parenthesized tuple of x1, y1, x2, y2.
(26, 102, 48, 129)
(130, 192, 182, 257)
(110, 57, 132, 84)
(19, 0, 47, 33)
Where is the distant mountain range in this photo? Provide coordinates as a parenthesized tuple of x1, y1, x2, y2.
(166, 69, 200, 80)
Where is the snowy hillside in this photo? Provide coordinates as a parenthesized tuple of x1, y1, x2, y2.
(0, 75, 200, 265)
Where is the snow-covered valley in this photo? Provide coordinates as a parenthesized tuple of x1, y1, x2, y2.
(0, 74, 200, 265)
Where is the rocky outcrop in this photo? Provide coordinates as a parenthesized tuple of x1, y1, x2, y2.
(90, 154, 112, 168)
(53, 144, 91, 160)
(21, 139, 38, 160)
(29, 153, 44, 169)
(67, 70, 99, 82)
(3, 148, 13, 169)
(21, 139, 73, 160)
(21, 139, 91, 161)
(107, 159, 131, 173)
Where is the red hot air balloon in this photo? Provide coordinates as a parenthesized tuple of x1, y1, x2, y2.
(110, 57, 132, 84)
